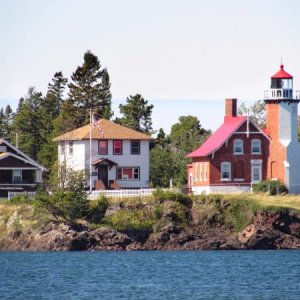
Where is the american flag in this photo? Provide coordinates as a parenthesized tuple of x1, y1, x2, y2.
(92, 112, 104, 137)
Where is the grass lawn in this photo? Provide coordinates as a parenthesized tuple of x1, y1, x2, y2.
(223, 193, 300, 212)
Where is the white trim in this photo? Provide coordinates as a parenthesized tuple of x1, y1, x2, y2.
(204, 162, 208, 181)
(251, 139, 262, 154)
(205, 118, 269, 158)
(0, 139, 47, 171)
(199, 162, 203, 181)
(221, 162, 231, 181)
(0, 167, 38, 170)
(0, 152, 40, 168)
(251, 160, 262, 183)
(233, 139, 244, 155)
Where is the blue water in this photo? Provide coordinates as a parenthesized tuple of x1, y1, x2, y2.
(0, 251, 300, 299)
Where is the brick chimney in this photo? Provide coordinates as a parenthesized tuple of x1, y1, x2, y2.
(225, 98, 237, 118)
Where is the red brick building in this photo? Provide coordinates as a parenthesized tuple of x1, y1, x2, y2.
(187, 64, 300, 194)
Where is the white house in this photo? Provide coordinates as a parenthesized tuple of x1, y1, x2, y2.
(53, 119, 154, 190)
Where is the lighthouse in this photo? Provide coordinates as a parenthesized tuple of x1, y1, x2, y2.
(264, 64, 300, 193)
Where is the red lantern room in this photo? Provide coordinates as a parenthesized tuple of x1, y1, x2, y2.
(264, 64, 299, 100)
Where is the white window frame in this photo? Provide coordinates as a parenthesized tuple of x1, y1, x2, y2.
(233, 139, 244, 155)
(199, 163, 203, 181)
(117, 167, 140, 181)
(251, 139, 261, 154)
(60, 143, 65, 156)
(69, 141, 73, 156)
(251, 160, 262, 183)
(12, 169, 22, 183)
(221, 162, 231, 181)
(204, 162, 208, 181)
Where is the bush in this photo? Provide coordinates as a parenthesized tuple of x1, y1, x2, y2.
(106, 209, 155, 230)
(252, 180, 288, 195)
(153, 189, 192, 207)
(9, 195, 32, 204)
(36, 190, 89, 224)
(87, 195, 109, 224)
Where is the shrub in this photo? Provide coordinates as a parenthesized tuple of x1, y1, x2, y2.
(153, 189, 192, 207)
(252, 180, 288, 195)
(106, 209, 156, 230)
(87, 195, 109, 224)
(9, 195, 32, 204)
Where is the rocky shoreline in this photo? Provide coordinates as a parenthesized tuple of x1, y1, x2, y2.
(1, 210, 300, 251)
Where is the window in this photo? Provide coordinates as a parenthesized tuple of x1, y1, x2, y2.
(12, 170, 22, 183)
(251, 139, 261, 154)
(251, 164, 261, 182)
(69, 141, 73, 155)
(131, 140, 140, 154)
(98, 140, 108, 155)
(60, 143, 65, 156)
(199, 163, 203, 181)
(113, 140, 123, 155)
(233, 139, 243, 154)
(204, 162, 208, 181)
(221, 162, 231, 181)
(117, 167, 140, 180)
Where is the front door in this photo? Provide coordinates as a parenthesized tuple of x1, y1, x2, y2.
(251, 163, 262, 183)
(98, 165, 108, 188)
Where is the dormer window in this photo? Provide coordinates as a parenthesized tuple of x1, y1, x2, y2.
(233, 139, 243, 154)
(251, 139, 261, 154)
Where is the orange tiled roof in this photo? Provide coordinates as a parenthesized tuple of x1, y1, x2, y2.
(52, 119, 154, 141)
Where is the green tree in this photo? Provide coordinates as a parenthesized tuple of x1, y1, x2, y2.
(38, 72, 68, 169)
(238, 100, 266, 128)
(155, 128, 169, 148)
(150, 148, 176, 187)
(37, 171, 89, 224)
(14, 87, 44, 160)
(0, 105, 14, 139)
(116, 94, 154, 134)
(66, 50, 112, 129)
(44, 71, 67, 120)
(170, 115, 210, 154)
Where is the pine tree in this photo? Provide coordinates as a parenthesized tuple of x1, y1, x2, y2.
(66, 51, 112, 129)
(38, 72, 68, 169)
(0, 105, 14, 139)
(0, 108, 4, 138)
(44, 71, 67, 120)
(116, 94, 154, 134)
(14, 87, 44, 160)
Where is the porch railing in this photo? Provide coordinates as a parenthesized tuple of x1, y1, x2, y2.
(87, 188, 177, 200)
(8, 191, 36, 200)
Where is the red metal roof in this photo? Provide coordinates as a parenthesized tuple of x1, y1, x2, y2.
(187, 116, 247, 158)
(271, 64, 293, 79)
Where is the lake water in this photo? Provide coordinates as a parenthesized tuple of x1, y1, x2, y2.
(0, 251, 300, 299)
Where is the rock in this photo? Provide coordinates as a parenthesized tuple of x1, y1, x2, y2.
(238, 224, 257, 244)
(90, 228, 133, 250)
(220, 237, 242, 250)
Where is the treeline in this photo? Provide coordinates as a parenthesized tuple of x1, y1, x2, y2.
(0, 50, 211, 187)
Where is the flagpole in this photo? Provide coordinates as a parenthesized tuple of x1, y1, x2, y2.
(89, 108, 92, 192)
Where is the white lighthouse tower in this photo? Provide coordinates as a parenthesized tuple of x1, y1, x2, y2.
(264, 64, 300, 193)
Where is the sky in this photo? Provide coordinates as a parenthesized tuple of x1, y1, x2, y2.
(1, 0, 300, 133)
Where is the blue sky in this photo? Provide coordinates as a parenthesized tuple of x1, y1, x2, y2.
(1, 0, 300, 133)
